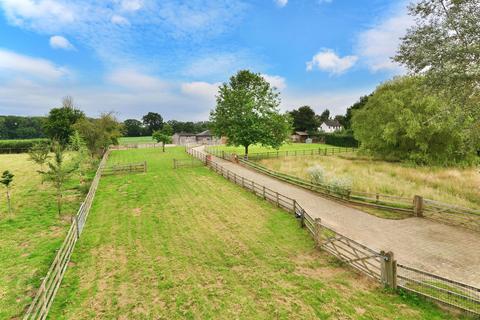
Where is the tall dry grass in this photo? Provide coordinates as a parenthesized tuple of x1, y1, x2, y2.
(258, 153, 480, 210)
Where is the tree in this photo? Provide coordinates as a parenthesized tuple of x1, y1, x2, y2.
(1, 170, 14, 214)
(318, 109, 330, 123)
(28, 143, 51, 175)
(40, 142, 78, 215)
(161, 123, 174, 136)
(334, 115, 347, 128)
(44, 97, 85, 146)
(123, 119, 144, 137)
(344, 95, 371, 129)
(210, 70, 292, 155)
(142, 112, 163, 135)
(394, 0, 480, 98)
(74, 113, 122, 157)
(290, 106, 318, 132)
(152, 130, 172, 152)
(352, 76, 476, 165)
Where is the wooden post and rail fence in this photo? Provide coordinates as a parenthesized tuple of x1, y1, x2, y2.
(187, 145, 480, 316)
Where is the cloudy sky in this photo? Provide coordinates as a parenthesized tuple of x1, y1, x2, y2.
(0, 0, 413, 121)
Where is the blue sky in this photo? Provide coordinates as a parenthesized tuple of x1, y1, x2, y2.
(0, 0, 413, 121)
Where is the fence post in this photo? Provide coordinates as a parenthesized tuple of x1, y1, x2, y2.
(144, 161, 147, 172)
(314, 218, 322, 248)
(276, 192, 280, 207)
(263, 186, 266, 199)
(381, 251, 397, 289)
(413, 195, 424, 217)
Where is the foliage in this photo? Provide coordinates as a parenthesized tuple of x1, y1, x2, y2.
(166, 120, 210, 134)
(210, 70, 292, 154)
(0, 138, 50, 154)
(344, 95, 371, 129)
(315, 132, 359, 148)
(352, 76, 476, 165)
(74, 113, 122, 157)
(43, 97, 85, 146)
(39, 142, 78, 215)
(330, 177, 352, 197)
(142, 112, 163, 135)
(0, 116, 46, 139)
(152, 130, 172, 152)
(307, 165, 325, 184)
(68, 131, 86, 152)
(0, 170, 14, 214)
(318, 109, 330, 123)
(160, 123, 174, 136)
(123, 119, 145, 137)
(28, 143, 51, 172)
(289, 106, 318, 133)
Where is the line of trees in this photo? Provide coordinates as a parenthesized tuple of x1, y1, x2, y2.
(123, 116, 211, 137)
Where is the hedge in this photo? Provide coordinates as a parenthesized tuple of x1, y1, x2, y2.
(317, 133, 359, 148)
(0, 138, 50, 154)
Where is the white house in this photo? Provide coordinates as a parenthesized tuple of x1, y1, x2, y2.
(318, 119, 343, 133)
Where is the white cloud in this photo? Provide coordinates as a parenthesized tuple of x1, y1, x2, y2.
(306, 49, 357, 75)
(275, 0, 288, 7)
(261, 74, 287, 91)
(356, 4, 413, 73)
(121, 0, 142, 12)
(49, 35, 75, 50)
(111, 15, 130, 26)
(0, 49, 69, 80)
(0, 0, 75, 32)
(106, 69, 169, 91)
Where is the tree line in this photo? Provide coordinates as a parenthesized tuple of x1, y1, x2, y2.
(123, 115, 210, 137)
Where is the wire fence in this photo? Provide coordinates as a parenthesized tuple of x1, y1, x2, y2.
(23, 150, 111, 320)
(188, 145, 480, 316)
(102, 161, 147, 175)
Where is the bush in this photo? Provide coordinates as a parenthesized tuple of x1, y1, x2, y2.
(0, 138, 50, 154)
(315, 132, 359, 148)
(307, 165, 326, 184)
(330, 177, 352, 197)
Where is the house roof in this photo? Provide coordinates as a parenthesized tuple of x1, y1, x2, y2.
(322, 119, 342, 127)
(196, 130, 212, 137)
(294, 131, 309, 136)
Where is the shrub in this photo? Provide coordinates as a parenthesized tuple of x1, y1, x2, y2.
(0, 138, 50, 154)
(307, 165, 326, 185)
(315, 133, 359, 148)
(330, 177, 352, 197)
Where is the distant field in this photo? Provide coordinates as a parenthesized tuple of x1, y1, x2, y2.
(49, 147, 447, 319)
(258, 153, 480, 210)
(0, 152, 95, 319)
(207, 143, 340, 155)
(118, 136, 154, 145)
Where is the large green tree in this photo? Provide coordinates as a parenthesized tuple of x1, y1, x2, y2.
(290, 106, 318, 132)
(344, 95, 371, 129)
(123, 119, 144, 137)
(142, 112, 163, 135)
(352, 76, 475, 165)
(210, 70, 292, 155)
(44, 96, 84, 146)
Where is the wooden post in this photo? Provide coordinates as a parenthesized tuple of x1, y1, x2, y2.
(276, 192, 280, 207)
(381, 251, 397, 289)
(375, 193, 379, 203)
(144, 161, 147, 172)
(413, 195, 424, 217)
(263, 186, 266, 199)
(324, 148, 327, 156)
(314, 218, 322, 248)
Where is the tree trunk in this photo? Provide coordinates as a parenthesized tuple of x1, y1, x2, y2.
(163, 142, 165, 152)
(57, 189, 62, 215)
(6, 188, 11, 214)
(244, 144, 249, 156)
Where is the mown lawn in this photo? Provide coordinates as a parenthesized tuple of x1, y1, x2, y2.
(118, 136, 154, 145)
(258, 153, 480, 210)
(0, 153, 95, 318)
(49, 147, 452, 319)
(207, 142, 341, 155)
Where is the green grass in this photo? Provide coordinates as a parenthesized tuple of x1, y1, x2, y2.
(48, 147, 452, 319)
(118, 136, 155, 145)
(0, 153, 96, 319)
(207, 143, 340, 155)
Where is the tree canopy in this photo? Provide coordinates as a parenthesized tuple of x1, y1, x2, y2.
(210, 70, 292, 155)
(290, 106, 318, 133)
(352, 76, 476, 165)
(142, 112, 163, 135)
(43, 97, 84, 146)
(123, 119, 145, 137)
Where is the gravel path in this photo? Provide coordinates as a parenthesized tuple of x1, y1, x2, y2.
(195, 146, 480, 287)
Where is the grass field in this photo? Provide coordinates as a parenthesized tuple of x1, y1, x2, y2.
(48, 147, 450, 319)
(118, 136, 155, 145)
(257, 153, 480, 210)
(0, 153, 95, 318)
(207, 143, 340, 155)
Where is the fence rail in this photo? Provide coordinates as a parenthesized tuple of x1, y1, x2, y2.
(173, 158, 204, 169)
(23, 150, 111, 320)
(102, 161, 147, 175)
(110, 143, 163, 150)
(188, 145, 480, 316)
(206, 146, 356, 161)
